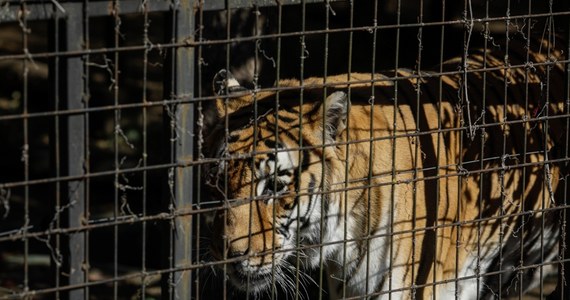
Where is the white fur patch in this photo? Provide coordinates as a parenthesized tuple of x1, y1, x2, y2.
(226, 77, 240, 88)
(255, 144, 295, 199)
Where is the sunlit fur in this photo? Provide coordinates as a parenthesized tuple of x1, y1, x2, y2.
(204, 36, 568, 299)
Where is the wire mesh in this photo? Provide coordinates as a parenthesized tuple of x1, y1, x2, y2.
(0, 0, 569, 299)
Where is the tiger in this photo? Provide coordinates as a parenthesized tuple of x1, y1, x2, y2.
(203, 34, 569, 299)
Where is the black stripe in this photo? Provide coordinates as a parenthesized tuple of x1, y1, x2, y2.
(299, 173, 317, 230)
(283, 202, 294, 210)
(227, 134, 240, 144)
(307, 173, 316, 195)
(410, 77, 442, 293)
(277, 169, 292, 177)
(276, 115, 297, 123)
(282, 105, 300, 114)
(301, 149, 311, 171)
(264, 139, 286, 151)
(276, 226, 290, 239)
(305, 102, 321, 118)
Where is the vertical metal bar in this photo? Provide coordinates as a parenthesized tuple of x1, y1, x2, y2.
(539, 8, 555, 298)
(390, 1, 402, 298)
(411, 1, 425, 297)
(295, 2, 307, 299)
(172, 0, 194, 298)
(341, 1, 354, 299)
(112, 0, 121, 298)
(48, 3, 65, 298)
(518, 1, 533, 298)
(49, 5, 63, 299)
(245, 5, 261, 299)
(83, 1, 91, 299)
(366, 0, 379, 297)
(271, 2, 283, 299)
(141, 1, 150, 298)
(222, 2, 230, 300)
(195, 1, 205, 298)
(499, 0, 512, 296)
(82, 2, 91, 299)
(561, 15, 570, 300)
(319, 1, 332, 299)
(433, 1, 446, 297)
(456, 0, 472, 296)
(477, 1, 490, 298)
(64, 3, 87, 299)
(19, 0, 30, 295)
(194, 1, 207, 298)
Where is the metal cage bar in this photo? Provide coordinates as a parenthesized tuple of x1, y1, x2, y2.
(171, 0, 195, 299)
(63, 4, 88, 299)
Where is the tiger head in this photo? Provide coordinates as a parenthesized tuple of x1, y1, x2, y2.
(204, 70, 349, 294)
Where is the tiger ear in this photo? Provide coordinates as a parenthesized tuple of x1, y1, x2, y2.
(321, 91, 349, 140)
(212, 69, 251, 116)
(213, 69, 247, 96)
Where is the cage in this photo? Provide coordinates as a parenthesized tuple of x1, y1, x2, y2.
(0, 0, 569, 299)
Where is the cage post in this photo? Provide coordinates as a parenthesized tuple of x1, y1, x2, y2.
(63, 4, 88, 299)
(170, 0, 195, 298)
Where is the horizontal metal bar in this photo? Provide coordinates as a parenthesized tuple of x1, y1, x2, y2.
(0, 111, 569, 190)
(202, 0, 341, 10)
(1, 2, 566, 30)
(0, 0, 347, 22)
(2, 197, 569, 261)
(0, 154, 570, 221)
(2, 10, 570, 61)
(0, 57, 568, 122)
(0, 0, 172, 22)
(2, 231, 569, 300)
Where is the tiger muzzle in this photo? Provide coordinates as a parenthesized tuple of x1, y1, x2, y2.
(210, 204, 283, 284)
